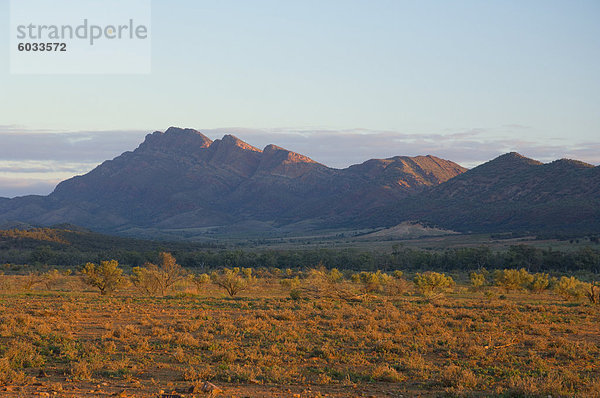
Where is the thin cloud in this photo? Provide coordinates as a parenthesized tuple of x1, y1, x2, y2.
(0, 177, 60, 198)
(502, 124, 531, 130)
(0, 129, 148, 161)
(0, 160, 98, 174)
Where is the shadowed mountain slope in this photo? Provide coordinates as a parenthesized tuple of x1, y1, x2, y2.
(364, 152, 600, 233)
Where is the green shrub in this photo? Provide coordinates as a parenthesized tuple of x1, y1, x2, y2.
(413, 272, 454, 298)
(299, 267, 347, 298)
(554, 276, 590, 301)
(131, 265, 161, 295)
(81, 260, 124, 296)
(494, 268, 533, 292)
(393, 270, 404, 279)
(191, 273, 210, 294)
(211, 267, 255, 297)
(280, 276, 301, 290)
(351, 271, 393, 294)
(131, 252, 187, 296)
(469, 271, 486, 290)
(527, 273, 550, 293)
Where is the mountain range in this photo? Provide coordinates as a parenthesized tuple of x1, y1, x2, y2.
(1, 127, 598, 238)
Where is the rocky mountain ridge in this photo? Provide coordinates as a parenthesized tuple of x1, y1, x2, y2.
(0, 127, 597, 237)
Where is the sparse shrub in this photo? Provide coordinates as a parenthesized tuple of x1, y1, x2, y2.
(22, 272, 44, 291)
(211, 267, 255, 297)
(0, 358, 28, 386)
(42, 269, 71, 290)
(351, 271, 393, 294)
(586, 282, 600, 304)
(554, 276, 590, 301)
(371, 364, 405, 382)
(484, 290, 497, 300)
(494, 268, 533, 292)
(280, 276, 302, 299)
(441, 365, 479, 389)
(81, 260, 124, 296)
(413, 271, 454, 298)
(385, 276, 410, 296)
(469, 271, 486, 290)
(280, 276, 301, 290)
(289, 288, 302, 300)
(328, 268, 344, 283)
(299, 267, 347, 298)
(131, 252, 187, 296)
(190, 273, 210, 294)
(393, 270, 404, 279)
(131, 265, 161, 295)
(527, 272, 550, 293)
(269, 267, 282, 278)
(4, 340, 44, 368)
(71, 360, 93, 381)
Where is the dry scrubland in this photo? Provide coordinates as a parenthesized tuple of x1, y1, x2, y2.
(0, 263, 599, 398)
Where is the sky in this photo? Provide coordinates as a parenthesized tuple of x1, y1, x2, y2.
(0, 0, 599, 197)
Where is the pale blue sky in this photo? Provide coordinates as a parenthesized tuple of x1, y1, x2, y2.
(0, 0, 599, 197)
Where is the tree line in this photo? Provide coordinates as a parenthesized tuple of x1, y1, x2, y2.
(1, 243, 600, 273)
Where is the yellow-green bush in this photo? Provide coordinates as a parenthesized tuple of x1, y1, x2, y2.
(413, 272, 454, 297)
(494, 268, 534, 292)
(211, 267, 255, 297)
(351, 270, 393, 293)
(554, 276, 590, 301)
(81, 260, 124, 296)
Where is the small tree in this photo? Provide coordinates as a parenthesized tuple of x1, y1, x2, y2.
(131, 252, 187, 296)
(42, 269, 71, 290)
(156, 252, 187, 294)
(393, 270, 404, 279)
(527, 273, 550, 293)
(554, 276, 589, 301)
(351, 271, 393, 294)
(299, 267, 349, 298)
(22, 272, 44, 291)
(131, 265, 162, 295)
(211, 267, 255, 297)
(586, 282, 599, 304)
(81, 260, 124, 296)
(414, 272, 454, 298)
(469, 271, 486, 290)
(190, 273, 210, 294)
(494, 268, 533, 292)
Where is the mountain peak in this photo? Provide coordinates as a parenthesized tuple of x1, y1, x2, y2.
(500, 152, 541, 163)
(486, 152, 543, 168)
(263, 144, 317, 164)
(263, 144, 285, 152)
(163, 126, 213, 142)
(549, 158, 594, 169)
(217, 134, 261, 152)
(139, 127, 213, 153)
(348, 155, 466, 188)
